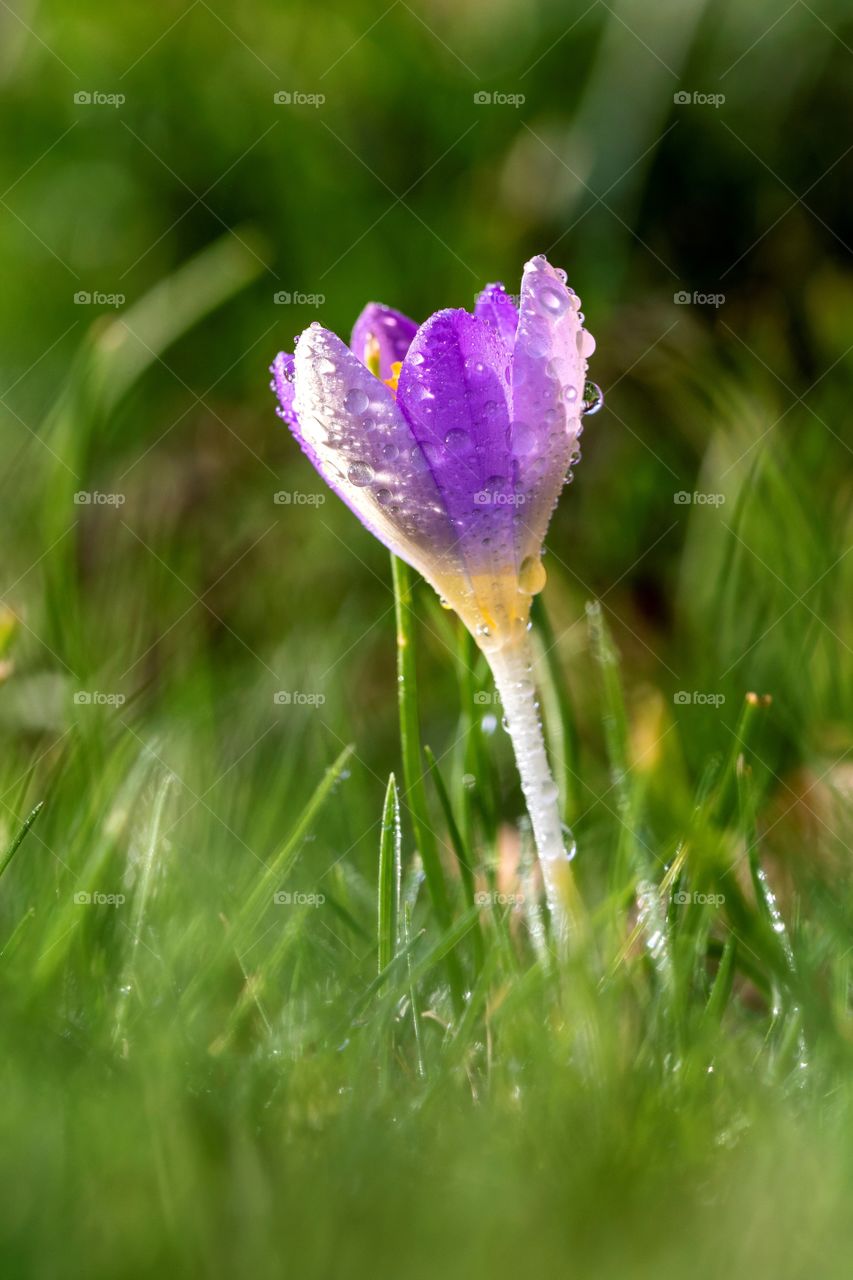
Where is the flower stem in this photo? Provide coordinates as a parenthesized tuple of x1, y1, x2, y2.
(487, 633, 585, 945)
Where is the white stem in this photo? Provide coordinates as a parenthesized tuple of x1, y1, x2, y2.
(487, 634, 578, 942)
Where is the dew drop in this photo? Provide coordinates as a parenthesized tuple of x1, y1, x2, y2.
(561, 823, 577, 861)
(347, 461, 374, 486)
(540, 285, 568, 316)
(518, 555, 547, 595)
(511, 421, 537, 455)
(581, 381, 604, 416)
(577, 329, 596, 358)
(445, 428, 472, 453)
(382, 442, 398, 461)
(375, 487, 392, 505)
(344, 387, 369, 414)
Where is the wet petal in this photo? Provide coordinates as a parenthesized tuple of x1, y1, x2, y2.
(475, 282, 519, 353)
(350, 302, 418, 380)
(290, 324, 483, 614)
(509, 254, 593, 567)
(397, 308, 525, 640)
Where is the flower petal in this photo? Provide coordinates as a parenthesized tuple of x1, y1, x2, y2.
(475, 282, 519, 353)
(350, 303, 418, 380)
(509, 254, 593, 566)
(270, 351, 299, 430)
(290, 323, 469, 579)
(397, 308, 528, 641)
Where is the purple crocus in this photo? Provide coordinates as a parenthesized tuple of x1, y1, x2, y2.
(271, 254, 599, 938)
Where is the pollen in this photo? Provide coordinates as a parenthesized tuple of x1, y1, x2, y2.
(384, 361, 403, 395)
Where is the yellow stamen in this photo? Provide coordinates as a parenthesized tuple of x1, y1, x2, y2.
(384, 360, 403, 395)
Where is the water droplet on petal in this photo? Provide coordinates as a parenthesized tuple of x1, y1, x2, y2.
(518, 555, 547, 595)
(344, 387, 369, 414)
(581, 381, 604, 416)
(347, 461, 374, 486)
(540, 285, 568, 316)
(577, 330, 596, 358)
(375, 487, 392, 505)
(444, 428, 471, 453)
(382, 442, 398, 461)
(511, 421, 537, 455)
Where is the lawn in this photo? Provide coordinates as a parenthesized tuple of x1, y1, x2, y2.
(0, 1, 851, 1276)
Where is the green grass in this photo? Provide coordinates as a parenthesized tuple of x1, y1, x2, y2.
(1, 1, 853, 1273)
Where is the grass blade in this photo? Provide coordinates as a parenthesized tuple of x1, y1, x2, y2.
(378, 773, 401, 974)
(391, 554, 463, 1013)
(0, 801, 43, 883)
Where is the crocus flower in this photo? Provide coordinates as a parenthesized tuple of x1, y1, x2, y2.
(270, 254, 600, 938)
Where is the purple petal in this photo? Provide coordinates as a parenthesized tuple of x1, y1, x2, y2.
(397, 309, 528, 636)
(350, 303, 418, 380)
(290, 323, 460, 570)
(475, 282, 519, 353)
(509, 255, 593, 565)
(270, 351, 299, 430)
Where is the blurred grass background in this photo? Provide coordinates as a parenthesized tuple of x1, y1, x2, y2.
(0, 1, 852, 1276)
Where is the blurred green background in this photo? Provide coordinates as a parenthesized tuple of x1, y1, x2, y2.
(0, 1, 852, 1276)
(1, 0, 851, 775)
